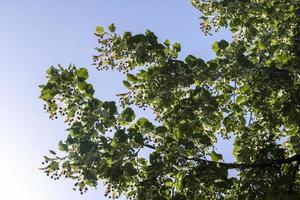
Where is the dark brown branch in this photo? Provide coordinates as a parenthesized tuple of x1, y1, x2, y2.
(143, 143, 155, 150)
(142, 143, 300, 169)
(192, 154, 300, 169)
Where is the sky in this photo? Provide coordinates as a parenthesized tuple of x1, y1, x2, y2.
(0, 1, 231, 199)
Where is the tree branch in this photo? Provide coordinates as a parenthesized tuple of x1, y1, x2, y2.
(192, 154, 300, 169)
(143, 143, 155, 150)
(142, 143, 300, 169)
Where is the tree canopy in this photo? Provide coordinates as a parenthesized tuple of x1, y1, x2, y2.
(39, 0, 300, 199)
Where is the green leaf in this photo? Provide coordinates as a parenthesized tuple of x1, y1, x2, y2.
(49, 161, 59, 171)
(69, 126, 82, 138)
(40, 89, 53, 101)
(102, 101, 117, 116)
(212, 40, 228, 53)
(79, 141, 93, 154)
(47, 66, 58, 76)
(270, 39, 277, 46)
(110, 139, 117, 148)
(108, 23, 116, 32)
(126, 73, 137, 82)
(229, 18, 241, 31)
(164, 39, 171, 47)
(211, 151, 223, 161)
(133, 132, 144, 144)
(77, 82, 94, 96)
(233, 136, 241, 159)
(218, 40, 229, 49)
(198, 134, 213, 146)
(170, 50, 178, 58)
(236, 95, 245, 105)
(145, 29, 157, 42)
(239, 85, 249, 93)
(286, 126, 299, 136)
(95, 26, 105, 35)
(223, 115, 235, 133)
(274, 52, 289, 62)
(173, 43, 181, 52)
(164, 179, 173, 187)
(136, 117, 149, 127)
(212, 41, 219, 53)
(123, 80, 131, 89)
(156, 126, 168, 134)
(124, 162, 138, 176)
(76, 68, 89, 81)
(84, 83, 95, 97)
(77, 82, 86, 91)
(58, 141, 68, 152)
(178, 122, 192, 136)
(120, 107, 135, 125)
(257, 40, 267, 50)
(114, 130, 127, 142)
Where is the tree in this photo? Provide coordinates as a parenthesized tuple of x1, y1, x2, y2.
(39, 0, 300, 199)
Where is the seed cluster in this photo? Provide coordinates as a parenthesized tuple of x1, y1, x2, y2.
(104, 182, 120, 199)
(73, 181, 89, 195)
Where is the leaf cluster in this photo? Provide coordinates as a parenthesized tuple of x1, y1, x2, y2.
(40, 1, 300, 199)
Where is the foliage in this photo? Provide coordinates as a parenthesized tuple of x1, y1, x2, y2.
(40, 0, 300, 199)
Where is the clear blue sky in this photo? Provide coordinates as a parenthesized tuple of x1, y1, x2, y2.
(0, 1, 231, 199)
